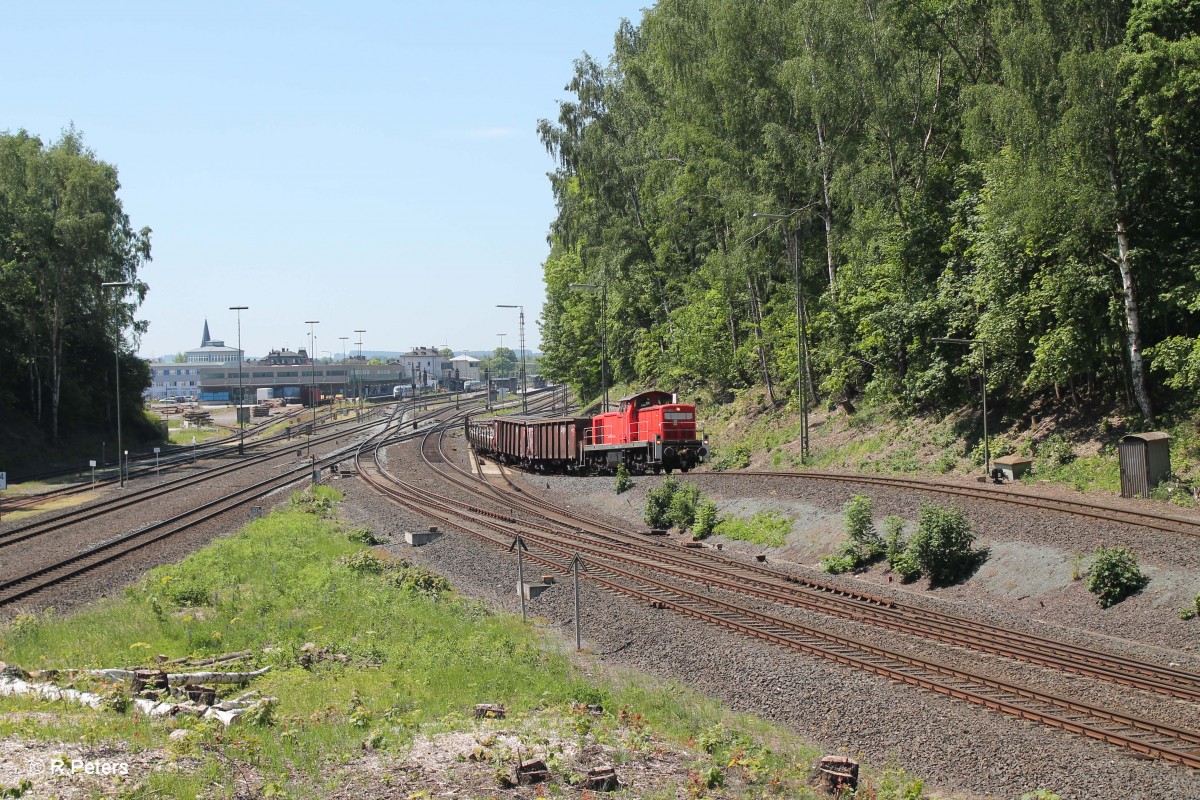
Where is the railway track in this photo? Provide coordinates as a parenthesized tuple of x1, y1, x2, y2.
(0, 418, 373, 551)
(0, 404, 349, 515)
(354, 417, 1200, 770)
(723, 469, 1200, 538)
(0, 392, 480, 517)
(475, 467, 1200, 703)
(0, 401, 436, 609)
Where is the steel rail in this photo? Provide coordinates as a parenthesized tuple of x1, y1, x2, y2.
(0, 402, 418, 608)
(0, 400, 394, 510)
(723, 469, 1200, 538)
(362, 434, 1200, 769)
(442, 436, 1200, 703)
(445, 450, 1200, 703)
(0, 411, 389, 549)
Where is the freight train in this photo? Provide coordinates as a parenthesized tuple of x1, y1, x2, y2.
(466, 389, 708, 474)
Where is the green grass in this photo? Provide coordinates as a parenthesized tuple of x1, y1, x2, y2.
(0, 484, 945, 800)
(0, 486, 942, 799)
(1024, 453, 1122, 494)
(715, 510, 793, 547)
(166, 422, 221, 445)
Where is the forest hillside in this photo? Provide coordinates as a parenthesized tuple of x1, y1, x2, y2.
(536, 0, 1200, 432)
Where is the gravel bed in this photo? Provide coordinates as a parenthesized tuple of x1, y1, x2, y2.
(8, 416, 1198, 798)
(340, 440, 1200, 800)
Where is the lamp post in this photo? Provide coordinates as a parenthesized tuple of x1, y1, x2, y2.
(305, 320, 319, 454)
(338, 337, 349, 402)
(229, 306, 248, 455)
(752, 209, 815, 461)
(933, 337, 990, 476)
(354, 329, 365, 401)
(101, 281, 131, 486)
(569, 282, 608, 411)
(496, 304, 526, 413)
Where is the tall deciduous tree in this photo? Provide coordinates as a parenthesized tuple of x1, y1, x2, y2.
(0, 128, 151, 444)
(536, 0, 1199, 424)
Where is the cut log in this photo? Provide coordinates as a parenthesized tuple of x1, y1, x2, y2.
(87, 666, 269, 685)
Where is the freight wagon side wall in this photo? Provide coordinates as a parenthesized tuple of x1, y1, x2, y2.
(524, 419, 585, 463)
(495, 418, 523, 461)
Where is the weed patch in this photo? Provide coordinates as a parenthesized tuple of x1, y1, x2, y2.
(715, 511, 791, 547)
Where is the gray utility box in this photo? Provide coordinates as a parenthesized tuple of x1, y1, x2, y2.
(993, 454, 1033, 481)
(1118, 432, 1172, 498)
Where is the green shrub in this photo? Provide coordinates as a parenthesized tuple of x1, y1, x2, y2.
(880, 516, 921, 580)
(643, 477, 678, 528)
(643, 478, 705, 530)
(1179, 607, 1196, 620)
(844, 495, 882, 557)
(164, 579, 211, 608)
(820, 554, 858, 574)
(1037, 435, 1074, 467)
(710, 445, 750, 471)
(614, 463, 634, 494)
(715, 511, 791, 547)
(1149, 479, 1197, 506)
(693, 499, 719, 538)
(388, 565, 453, 596)
(882, 516, 905, 555)
(338, 550, 388, 575)
(932, 451, 957, 473)
(890, 550, 923, 583)
(290, 485, 343, 517)
(347, 527, 387, 545)
(668, 483, 702, 530)
(904, 504, 979, 584)
(1020, 791, 1062, 800)
(1085, 546, 1148, 608)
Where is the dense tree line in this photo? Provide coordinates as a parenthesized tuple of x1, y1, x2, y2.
(537, 0, 1200, 423)
(0, 128, 152, 451)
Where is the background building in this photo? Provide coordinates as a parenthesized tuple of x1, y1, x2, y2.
(449, 354, 481, 381)
(185, 320, 242, 364)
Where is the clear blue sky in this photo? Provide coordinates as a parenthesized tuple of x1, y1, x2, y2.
(4, 1, 648, 360)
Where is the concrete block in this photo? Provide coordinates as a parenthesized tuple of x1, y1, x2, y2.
(520, 582, 551, 600)
(405, 530, 440, 546)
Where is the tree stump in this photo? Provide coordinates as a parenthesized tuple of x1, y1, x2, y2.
(816, 755, 859, 793)
(583, 766, 620, 791)
(515, 759, 549, 785)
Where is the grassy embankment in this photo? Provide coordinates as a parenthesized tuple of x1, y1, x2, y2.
(0, 486, 933, 799)
(703, 388, 1199, 504)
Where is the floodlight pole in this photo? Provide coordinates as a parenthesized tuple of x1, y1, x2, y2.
(338, 336, 349, 404)
(305, 320, 319, 454)
(752, 210, 815, 461)
(497, 304, 527, 413)
(354, 329, 365, 408)
(934, 337, 990, 476)
(101, 281, 131, 487)
(230, 306, 248, 455)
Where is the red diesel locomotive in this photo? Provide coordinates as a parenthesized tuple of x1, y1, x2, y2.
(466, 389, 708, 474)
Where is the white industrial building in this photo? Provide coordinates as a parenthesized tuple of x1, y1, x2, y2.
(448, 354, 481, 381)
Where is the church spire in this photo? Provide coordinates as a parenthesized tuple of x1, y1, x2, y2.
(201, 319, 211, 347)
